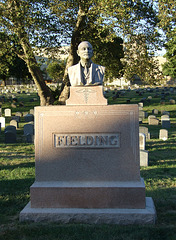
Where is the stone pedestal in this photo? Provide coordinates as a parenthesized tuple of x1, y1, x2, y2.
(20, 86, 156, 224)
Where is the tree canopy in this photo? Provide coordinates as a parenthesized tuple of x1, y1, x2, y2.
(157, 0, 176, 79)
(46, 60, 66, 82)
(0, 0, 174, 104)
(162, 34, 176, 79)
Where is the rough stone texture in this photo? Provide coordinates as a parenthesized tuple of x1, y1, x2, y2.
(20, 197, 156, 224)
(66, 86, 107, 105)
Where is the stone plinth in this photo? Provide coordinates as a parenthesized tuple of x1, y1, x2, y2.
(30, 180, 145, 209)
(20, 197, 156, 224)
(66, 86, 107, 105)
(20, 86, 156, 224)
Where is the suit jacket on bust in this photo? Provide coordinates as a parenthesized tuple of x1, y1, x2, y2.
(68, 62, 105, 86)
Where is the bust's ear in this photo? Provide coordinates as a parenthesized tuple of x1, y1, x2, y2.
(77, 50, 80, 57)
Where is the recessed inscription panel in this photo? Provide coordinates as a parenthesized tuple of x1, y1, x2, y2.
(54, 133, 120, 148)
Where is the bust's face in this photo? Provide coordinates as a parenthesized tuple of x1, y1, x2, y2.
(77, 42, 93, 61)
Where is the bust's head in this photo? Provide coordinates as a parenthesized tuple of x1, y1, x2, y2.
(77, 41, 93, 62)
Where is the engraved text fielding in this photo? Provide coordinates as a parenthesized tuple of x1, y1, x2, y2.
(54, 133, 120, 148)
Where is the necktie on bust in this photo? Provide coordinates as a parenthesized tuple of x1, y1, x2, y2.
(84, 65, 88, 76)
(80, 62, 91, 85)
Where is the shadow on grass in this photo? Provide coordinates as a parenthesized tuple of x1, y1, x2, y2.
(0, 178, 34, 220)
(141, 166, 176, 181)
(0, 178, 35, 194)
(1, 222, 176, 240)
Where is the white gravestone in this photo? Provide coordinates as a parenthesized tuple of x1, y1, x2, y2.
(0, 117, 5, 128)
(5, 108, 11, 117)
(159, 129, 168, 141)
(139, 133, 146, 150)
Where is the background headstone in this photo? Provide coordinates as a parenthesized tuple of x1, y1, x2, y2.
(140, 150, 148, 167)
(152, 109, 158, 115)
(12, 115, 20, 122)
(5, 125, 16, 134)
(26, 133, 34, 143)
(24, 114, 34, 122)
(148, 115, 159, 125)
(23, 112, 29, 117)
(5, 126, 16, 143)
(161, 115, 170, 129)
(162, 119, 170, 129)
(169, 99, 175, 105)
(24, 123, 34, 136)
(138, 102, 143, 108)
(139, 111, 148, 120)
(10, 119, 19, 128)
(159, 129, 168, 141)
(0, 117, 5, 128)
(29, 109, 34, 115)
(5, 108, 11, 117)
(160, 100, 165, 105)
(15, 112, 22, 117)
(161, 111, 170, 116)
(11, 103, 17, 108)
(139, 126, 150, 140)
(139, 133, 146, 150)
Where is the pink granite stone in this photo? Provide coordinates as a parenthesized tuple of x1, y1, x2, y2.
(66, 86, 107, 105)
(20, 86, 156, 223)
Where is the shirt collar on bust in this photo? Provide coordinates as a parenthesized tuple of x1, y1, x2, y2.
(80, 60, 92, 68)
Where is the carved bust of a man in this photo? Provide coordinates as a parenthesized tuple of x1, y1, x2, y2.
(68, 41, 105, 86)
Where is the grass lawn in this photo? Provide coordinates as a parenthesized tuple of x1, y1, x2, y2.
(0, 87, 176, 240)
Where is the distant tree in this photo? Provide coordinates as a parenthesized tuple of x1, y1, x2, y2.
(46, 60, 66, 82)
(122, 35, 164, 85)
(0, 1, 61, 105)
(157, 0, 176, 79)
(86, 31, 124, 81)
(157, 0, 175, 35)
(162, 33, 176, 79)
(9, 56, 32, 84)
(0, 32, 32, 85)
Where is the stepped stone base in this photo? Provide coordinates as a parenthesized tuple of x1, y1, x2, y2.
(20, 197, 156, 225)
(30, 180, 146, 209)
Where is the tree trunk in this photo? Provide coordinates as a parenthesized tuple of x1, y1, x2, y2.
(59, 4, 88, 103)
(19, 37, 54, 106)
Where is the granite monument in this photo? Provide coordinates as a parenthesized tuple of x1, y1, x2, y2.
(20, 42, 156, 224)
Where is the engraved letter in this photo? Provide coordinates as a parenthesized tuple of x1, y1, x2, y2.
(86, 136, 94, 145)
(109, 136, 118, 146)
(99, 136, 108, 145)
(58, 136, 65, 146)
(78, 136, 86, 146)
(70, 136, 78, 145)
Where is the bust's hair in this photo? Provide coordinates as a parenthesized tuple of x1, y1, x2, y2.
(78, 41, 93, 50)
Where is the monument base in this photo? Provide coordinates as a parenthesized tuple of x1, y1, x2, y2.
(20, 197, 156, 225)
